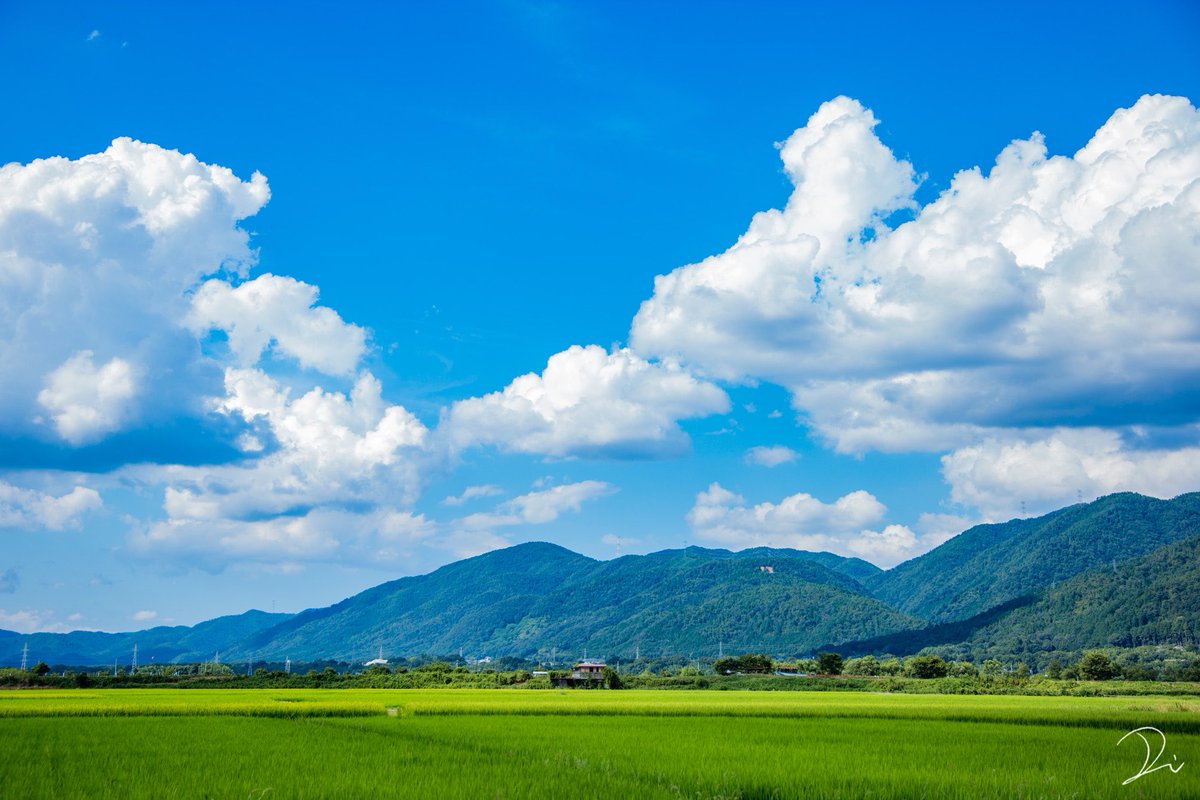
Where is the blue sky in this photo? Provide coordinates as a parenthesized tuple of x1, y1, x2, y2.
(2, 0, 1199, 634)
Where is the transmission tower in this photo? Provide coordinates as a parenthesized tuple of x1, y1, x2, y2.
(20, 642, 28, 671)
(131, 644, 138, 672)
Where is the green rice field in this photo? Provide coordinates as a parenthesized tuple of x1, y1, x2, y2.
(1, 688, 1197, 798)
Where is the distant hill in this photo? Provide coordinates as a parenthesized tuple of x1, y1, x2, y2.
(869, 492, 1200, 622)
(5, 492, 1199, 667)
(0, 610, 289, 667)
(233, 541, 598, 662)
(230, 544, 910, 661)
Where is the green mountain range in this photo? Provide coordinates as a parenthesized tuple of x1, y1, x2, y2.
(5, 492, 1199, 667)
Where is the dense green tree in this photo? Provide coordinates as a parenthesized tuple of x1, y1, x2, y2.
(843, 655, 880, 676)
(738, 654, 774, 674)
(31, 661, 50, 676)
(713, 657, 738, 674)
(1077, 651, 1117, 680)
(904, 655, 949, 678)
(816, 652, 843, 675)
(1045, 659, 1062, 679)
(877, 658, 903, 675)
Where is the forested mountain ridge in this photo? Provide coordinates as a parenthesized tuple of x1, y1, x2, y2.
(868, 492, 1200, 622)
(230, 544, 909, 661)
(4, 493, 1198, 667)
(943, 531, 1200, 660)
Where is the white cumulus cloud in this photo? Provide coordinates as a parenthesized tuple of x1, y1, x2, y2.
(0, 138, 270, 445)
(687, 482, 953, 568)
(188, 273, 368, 376)
(129, 368, 431, 570)
(0, 480, 102, 531)
(631, 95, 1200, 459)
(443, 345, 728, 459)
(37, 350, 138, 444)
(942, 428, 1200, 520)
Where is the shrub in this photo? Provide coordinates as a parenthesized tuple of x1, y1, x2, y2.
(905, 655, 949, 679)
(1077, 651, 1117, 681)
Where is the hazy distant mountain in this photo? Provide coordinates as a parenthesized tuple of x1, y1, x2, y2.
(5, 492, 1198, 667)
(0, 610, 289, 667)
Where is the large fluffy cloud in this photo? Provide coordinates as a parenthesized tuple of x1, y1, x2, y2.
(130, 367, 431, 569)
(688, 483, 956, 568)
(442, 345, 729, 458)
(632, 95, 1200, 459)
(632, 94, 1200, 521)
(0, 138, 270, 445)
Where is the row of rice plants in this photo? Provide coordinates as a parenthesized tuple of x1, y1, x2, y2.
(3, 688, 1198, 732)
(3, 708, 1197, 798)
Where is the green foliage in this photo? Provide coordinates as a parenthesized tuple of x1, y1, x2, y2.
(904, 656, 949, 679)
(816, 652, 843, 675)
(948, 660, 977, 678)
(870, 492, 1200, 622)
(1077, 651, 1117, 681)
(3, 543, 916, 666)
(843, 655, 880, 676)
(31, 661, 50, 676)
(714, 654, 774, 674)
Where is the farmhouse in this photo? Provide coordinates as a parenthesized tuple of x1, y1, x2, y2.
(571, 661, 607, 681)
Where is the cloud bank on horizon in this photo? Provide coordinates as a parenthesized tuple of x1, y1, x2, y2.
(2, 95, 1199, 599)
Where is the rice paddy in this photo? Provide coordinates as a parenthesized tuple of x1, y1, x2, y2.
(1, 688, 1197, 798)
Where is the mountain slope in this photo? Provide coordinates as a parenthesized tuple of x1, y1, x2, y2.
(477, 548, 915, 657)
(233, 541, 597, 662)
(950, 532, 1200, 658)
(0, 610, 290, 667)
(869, 492, 1200, 623)
(232, 544, 908, 661)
